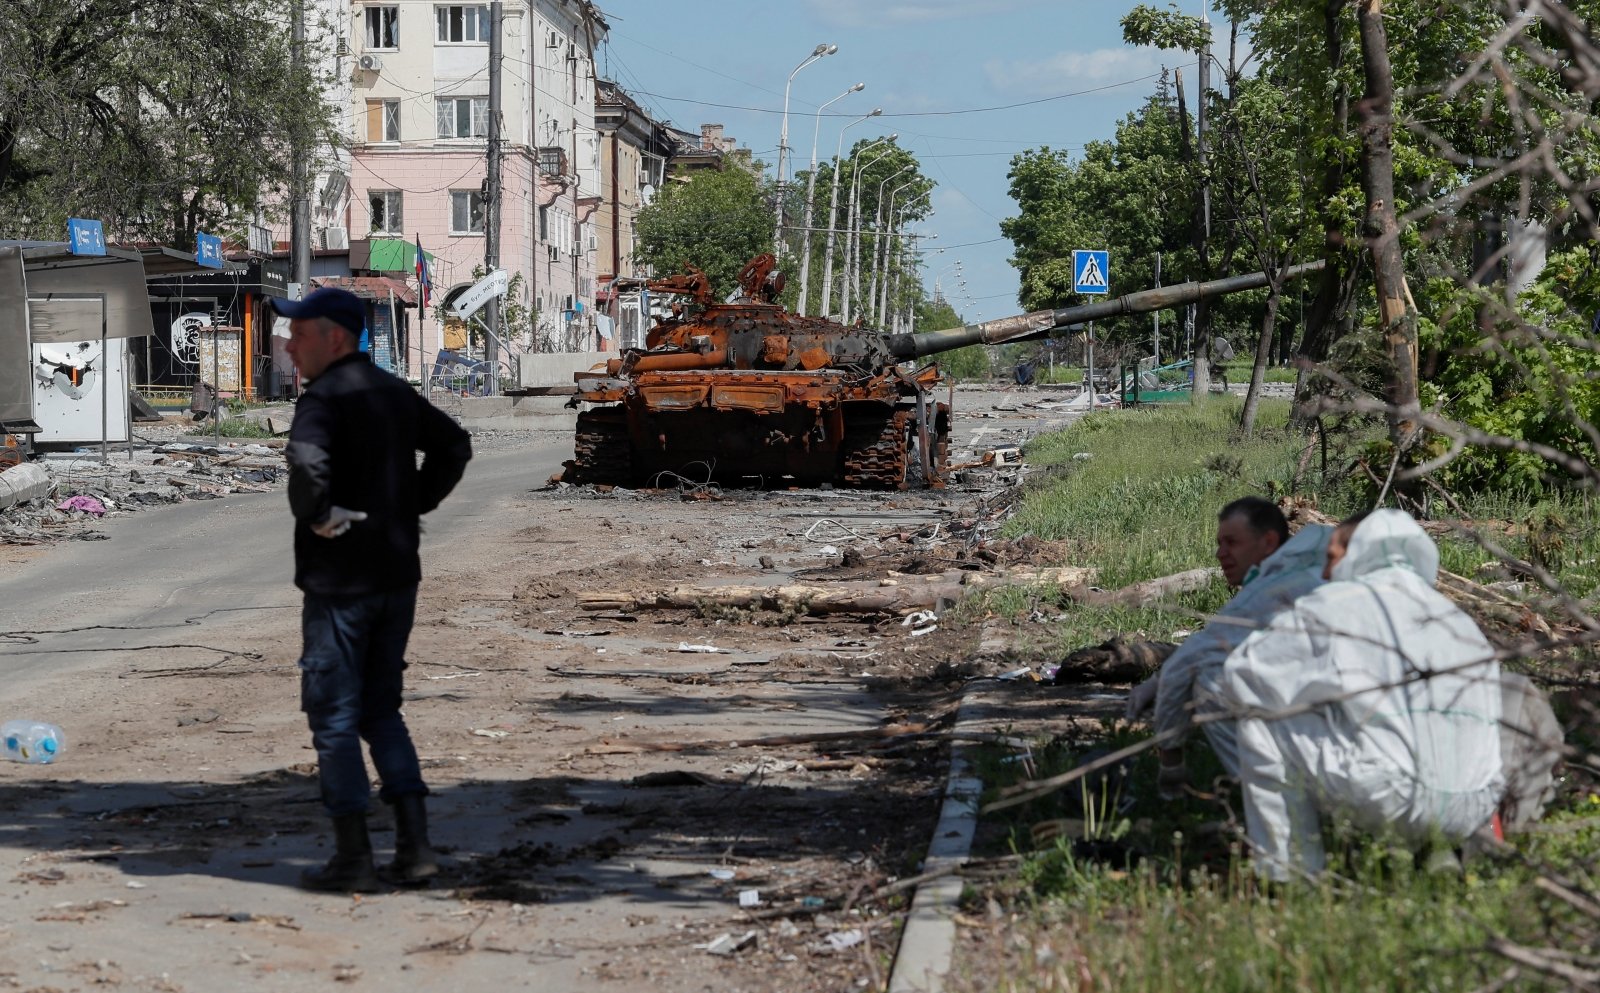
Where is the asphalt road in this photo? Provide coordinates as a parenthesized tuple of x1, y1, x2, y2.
(0, 435, 570, 696)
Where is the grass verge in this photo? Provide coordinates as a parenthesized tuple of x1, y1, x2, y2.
(948, 396, 1599, 993)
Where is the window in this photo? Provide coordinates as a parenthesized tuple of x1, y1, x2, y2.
(436, 96, 488, 138)
(365, 99, 399, 142)
(435, 5, 490, 43)
(369, 190, 402, 234)
(450, 190, 485, 234)
(537, 204, 549, 240)
(364, 6, 399, 49)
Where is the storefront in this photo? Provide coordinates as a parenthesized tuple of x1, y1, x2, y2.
(143, 259, 289, 400)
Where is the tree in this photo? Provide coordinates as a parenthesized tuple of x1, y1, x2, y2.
(0, 0, 331, 249)
(635, 166, 779, 299)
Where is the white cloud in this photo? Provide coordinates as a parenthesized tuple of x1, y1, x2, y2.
(984, 46, 1168, 96)
(806, 0, 1043, 29)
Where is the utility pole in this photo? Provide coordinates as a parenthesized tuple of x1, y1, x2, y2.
(483, 1, 502, 396)
(1153, 252, 1162, 367)
(290, 0, 311, 303)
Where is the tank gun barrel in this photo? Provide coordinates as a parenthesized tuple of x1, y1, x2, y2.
(889, 260, 1325, 360)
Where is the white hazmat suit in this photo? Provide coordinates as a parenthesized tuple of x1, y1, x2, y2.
(1219, 510, 1504, 879)
(1153, 524, 1332, 774)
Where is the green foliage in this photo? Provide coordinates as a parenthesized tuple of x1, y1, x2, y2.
(0, 0, 332, 248)
(635, 167, 779, 298)
(1004, 398, 1304, 588)
(1416, 248, 1600, 493)
(1120, 3, 1211, 52)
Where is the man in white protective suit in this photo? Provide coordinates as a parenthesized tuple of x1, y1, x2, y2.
(1219, 509, 1505, 880)
(1125, 498, 1332, 799)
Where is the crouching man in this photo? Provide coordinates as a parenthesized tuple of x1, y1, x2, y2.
(1126, 497, 1332, 797)
(274, 288, 473, 892)
(1219, 510, 1504, 880)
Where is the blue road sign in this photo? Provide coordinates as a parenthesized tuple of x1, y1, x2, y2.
(1073, 249, 1109, 295)
(67, 218, 106, 257)
(195, 231, 224, 270)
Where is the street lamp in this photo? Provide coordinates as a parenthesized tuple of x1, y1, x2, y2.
(797, 82, 864, 315)
(876, 179, 924, 325)
(840, 137, 897, 323)
(865, 165, 914, 325)
(817, 113, 883, 319)
(884, 193, 933, 330)
(774, 42, 837, 254)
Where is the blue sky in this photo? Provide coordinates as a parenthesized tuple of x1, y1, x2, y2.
(595, 0, 1199, 323)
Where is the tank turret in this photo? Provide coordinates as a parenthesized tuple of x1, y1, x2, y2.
(562, 256, 1323, 490)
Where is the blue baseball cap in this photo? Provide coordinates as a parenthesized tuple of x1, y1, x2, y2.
(270, 286, 365, 337)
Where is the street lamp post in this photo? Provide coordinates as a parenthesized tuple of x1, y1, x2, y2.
(865, 166, 914, 326)
(774, 43, 837, 255)
(797, 82, 864, 315)
(842, 141, 899, 323)
(876, 180, 924, 325)
(818, 117, 884, 319)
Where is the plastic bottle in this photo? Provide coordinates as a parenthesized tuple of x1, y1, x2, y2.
(1, 721, 65, 764)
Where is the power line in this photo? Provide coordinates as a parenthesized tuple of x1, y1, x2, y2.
(624, 73, 1164, 120)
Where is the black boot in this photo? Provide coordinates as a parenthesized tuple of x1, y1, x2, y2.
(300, 812, 381, 893)
(387, 794, 439, 885)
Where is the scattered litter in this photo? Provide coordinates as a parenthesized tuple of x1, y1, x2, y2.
(738, 889, 761, 908)
(709, 868, 737, 881)
(471, 728, 510, 739)
(901, 610, 939, 637)
(675, 642, 728, 654)
(825, 928, 865, 951)
(543, 629, 612, 638)
(702, 930, 758, 956)
(1073, 452, 1094, 461)
(125, 881, 146, 889)
(424, 671, 482, 680)
(801, 896, 827, 909)
(995, 667, 1037, 682)
(633, 770, 720, 787)
(56, 495, 107, 516)
(817, 544, 839, 557)
(989, 447, 1022, 467)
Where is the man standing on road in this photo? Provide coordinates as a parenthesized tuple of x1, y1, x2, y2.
(273, 287, 473, 893)
(1125, 497, 1331, 797)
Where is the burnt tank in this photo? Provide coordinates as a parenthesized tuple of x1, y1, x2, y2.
(562, 254, 1323, 490)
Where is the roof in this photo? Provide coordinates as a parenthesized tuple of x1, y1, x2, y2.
(314, 275, 417, 305)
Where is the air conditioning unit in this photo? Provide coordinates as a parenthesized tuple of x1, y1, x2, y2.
(336, 38, 350, 57)
(358, 53, 383, 72)
(322, 226, 349, 250)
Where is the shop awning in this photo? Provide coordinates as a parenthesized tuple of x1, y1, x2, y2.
(315, 275, 417, 305)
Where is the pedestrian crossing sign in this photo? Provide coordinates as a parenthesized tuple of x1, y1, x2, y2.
(1073, 250, 1110, 295)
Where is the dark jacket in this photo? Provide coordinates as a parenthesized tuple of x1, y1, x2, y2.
(286, 353, 472, 595)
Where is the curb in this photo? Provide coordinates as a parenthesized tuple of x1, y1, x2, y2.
(887, 694, 983, 993)
(888, 620, 1010, 992)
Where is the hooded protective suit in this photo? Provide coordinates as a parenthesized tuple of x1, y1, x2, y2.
(1154, 524, 1332, 773)
(1219, 510, 1504, 879)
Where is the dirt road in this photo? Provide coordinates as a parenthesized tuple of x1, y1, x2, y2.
(0, 386, 1078, 992)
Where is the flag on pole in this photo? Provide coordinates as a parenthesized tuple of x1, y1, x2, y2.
(414, 235, 432, 312)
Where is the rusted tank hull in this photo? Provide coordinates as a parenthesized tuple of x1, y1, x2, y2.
(567, 369, 949, 489)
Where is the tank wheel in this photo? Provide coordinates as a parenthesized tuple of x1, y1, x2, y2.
(566, 408, 633, 486)
(840, 408, 913, 490)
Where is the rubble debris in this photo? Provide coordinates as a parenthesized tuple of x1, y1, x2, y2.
(703, 930, 758, 955)
(0, 461, 51, 511)
(57, 494, 107, 516)
(579, 579, 965, 618)
(1052, 637, 1177, 685)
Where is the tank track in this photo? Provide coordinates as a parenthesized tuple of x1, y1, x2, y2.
(840, 408, 914, 489)
(566, 408, 633, 486)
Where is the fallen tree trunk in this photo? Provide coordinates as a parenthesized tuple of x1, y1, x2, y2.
(578, 580, 965, 616)
(1074, 567, 1222, 607)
